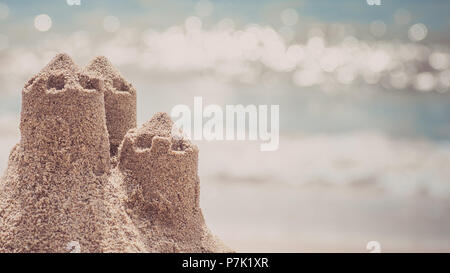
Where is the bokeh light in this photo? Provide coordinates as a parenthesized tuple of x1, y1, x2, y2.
(0, 6, 447, 94)
(415, 72, 435, 91)
(408, 23, 428, 42)
(368, 50, 390, 73)
(429, 52, 449, 70)
(34, 14, 52, 32)
(1, 18, 447, 93)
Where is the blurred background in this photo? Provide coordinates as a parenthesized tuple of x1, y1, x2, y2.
(1, 0, 450, 252)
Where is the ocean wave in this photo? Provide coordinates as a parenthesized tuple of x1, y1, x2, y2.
(197, 132, 450, 198)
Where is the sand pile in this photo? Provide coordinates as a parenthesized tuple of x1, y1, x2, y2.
(0, 53, 229, 253)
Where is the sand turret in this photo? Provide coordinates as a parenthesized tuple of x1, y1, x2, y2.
(40, 53, 81, 74)
(118, 112, 228, 252)
(0, 54, 110, 252)
(20, 54, 111, 175)
(85, 56, 137, 156)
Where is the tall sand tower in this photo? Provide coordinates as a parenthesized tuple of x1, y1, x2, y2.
(85, 56, 137, 156)
(0, 54, 111, 252)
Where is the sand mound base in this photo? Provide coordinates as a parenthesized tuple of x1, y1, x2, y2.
(0, 54, 230, 253)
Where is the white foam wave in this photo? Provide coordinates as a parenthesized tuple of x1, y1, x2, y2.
(198, 132, 450, 198)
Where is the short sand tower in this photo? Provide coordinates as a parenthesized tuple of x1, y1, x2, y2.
(118, 113, 228, 252)
(0, 54, 111, 252)
(85, 56, 137, 156)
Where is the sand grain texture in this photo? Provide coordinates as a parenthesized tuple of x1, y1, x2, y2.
(0, 53, 230, 253)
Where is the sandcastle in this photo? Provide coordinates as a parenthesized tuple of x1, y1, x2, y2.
(0, 53, 230, 253)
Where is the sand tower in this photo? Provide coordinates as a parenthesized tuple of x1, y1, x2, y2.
(118, 113, 227, 252)
(85, 56, 137, 156)
(0, 54, 111, 252)
(20, 54, 111, 175)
